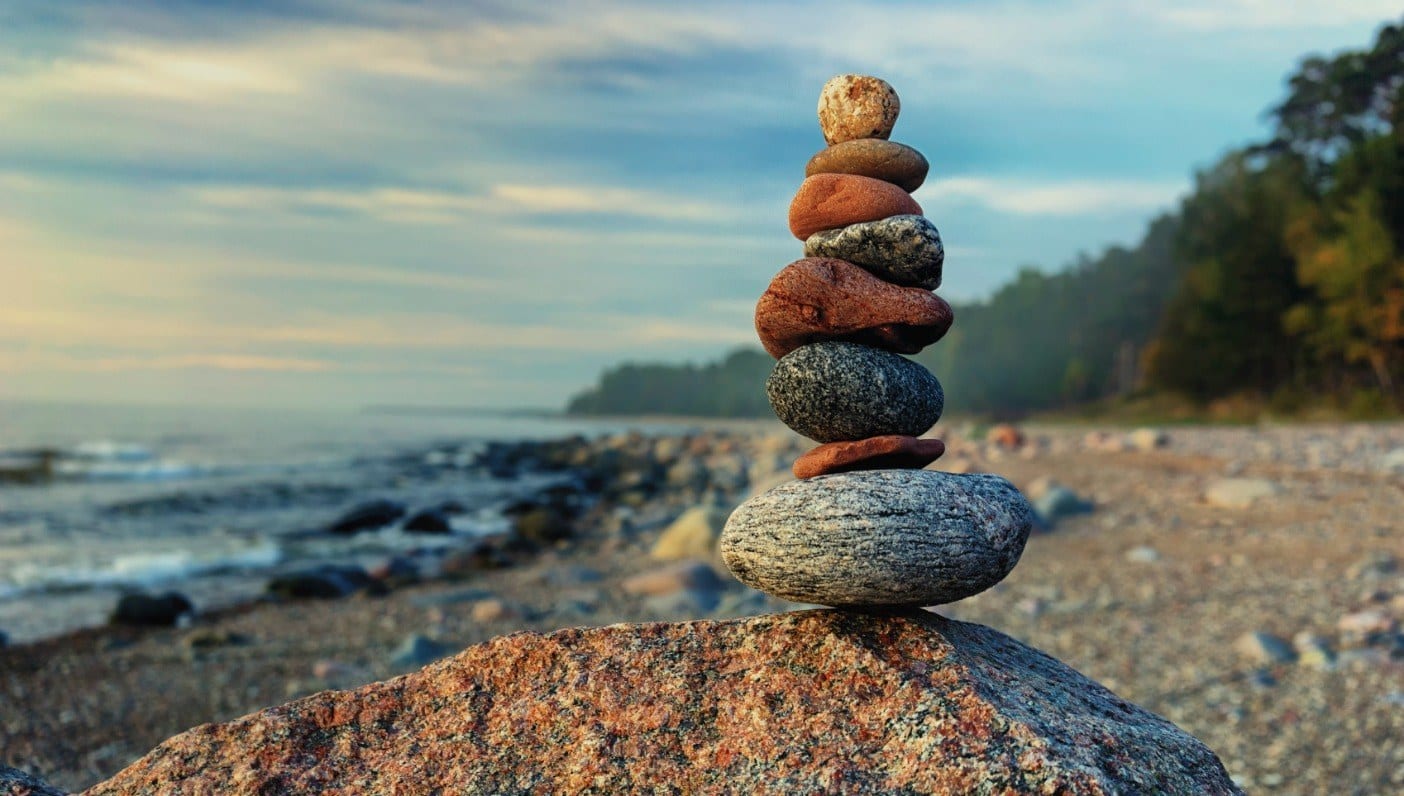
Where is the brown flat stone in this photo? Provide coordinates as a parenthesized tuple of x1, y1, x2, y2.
(755, 258, 953, 358)
(793, 435, 947, 479)
(817, 74, 900, 145)
(806, 139, 929, 192)
(788, 173, 922, 240)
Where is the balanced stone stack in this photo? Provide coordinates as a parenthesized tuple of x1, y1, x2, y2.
(722, 75, 1036, 607)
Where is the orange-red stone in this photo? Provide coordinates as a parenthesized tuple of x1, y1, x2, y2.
(755, 258, 953, 358)
(793, 435, 946, 479)
(787, 173, 922, 240)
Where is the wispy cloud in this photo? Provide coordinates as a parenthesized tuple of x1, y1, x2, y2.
(920, 176, 1187, 216)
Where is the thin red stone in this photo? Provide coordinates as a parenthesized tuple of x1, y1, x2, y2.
(793, 436, 946, 479)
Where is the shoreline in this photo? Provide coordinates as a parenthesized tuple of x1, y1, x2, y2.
(3, 422, 1403, 794)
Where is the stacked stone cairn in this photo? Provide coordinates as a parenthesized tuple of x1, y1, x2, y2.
(721, 75, 1036, 607)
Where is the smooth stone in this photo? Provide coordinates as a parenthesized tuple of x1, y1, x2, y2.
(650, 505, 729, 561)
(755, 258, 953, 358)
(402, 508, 453, 534)
(1204, 478, 1281, 509)
(720, 470, 1034, 606)
(788, 174, 922, 240)
(327, 499, 406, 535)
(766, 341, 943, 443)
(806, 138, 929, 192)
(621, 560, 724, 597)
(817, 74, 900, 145)
(110, 591, 195, 627)
(792, 435, 946, 479)
(803, 215, 944, 289)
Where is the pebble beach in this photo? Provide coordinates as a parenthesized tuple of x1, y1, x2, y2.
(2, 421, 1402, 794)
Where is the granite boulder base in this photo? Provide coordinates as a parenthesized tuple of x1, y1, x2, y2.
(721, 470, 1034, 606)
(766, 341, 943, 442)
(804, 214, 944, 290)
(806, 138, 929, 192)
(754, 257, 953, 358)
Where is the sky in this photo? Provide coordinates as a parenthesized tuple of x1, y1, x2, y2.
(0, 0, 1398, 410)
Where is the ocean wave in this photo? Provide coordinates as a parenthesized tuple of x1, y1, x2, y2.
(2, 539, 283, 595)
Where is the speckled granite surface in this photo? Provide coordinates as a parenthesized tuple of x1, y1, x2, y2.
(84, 610, 1241, 795)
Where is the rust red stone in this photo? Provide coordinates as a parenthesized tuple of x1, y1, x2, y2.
(755, 258, 953, 358)
(793, 435, 946, 479)
(787, 173, 922, 240)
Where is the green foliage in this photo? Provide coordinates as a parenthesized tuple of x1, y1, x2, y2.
(566, 348, 772, 417)
(568, 16, 1404, 419)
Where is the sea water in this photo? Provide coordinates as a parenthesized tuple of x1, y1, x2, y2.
(0, 400, 686, 644)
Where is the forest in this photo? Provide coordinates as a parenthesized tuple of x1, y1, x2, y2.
(567, 20, 1404, 419)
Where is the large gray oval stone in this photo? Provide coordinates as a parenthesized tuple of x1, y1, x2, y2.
(766, 341, 942, 442)
(721, 470, 1033, 606)
(803, 214, 943, 290)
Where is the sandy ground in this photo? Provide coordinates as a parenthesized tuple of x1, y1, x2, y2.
(2, 423, 1402, 794)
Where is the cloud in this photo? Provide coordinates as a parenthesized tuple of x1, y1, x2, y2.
(189, 182, 739, 225)
(920, 176, 1187, 216)
(1145, 0, 1402, 31)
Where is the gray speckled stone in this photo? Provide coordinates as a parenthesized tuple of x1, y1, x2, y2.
(803, 215, 943, 289)
(766, 341, 942, 442)
(720, 470, 1033, 606)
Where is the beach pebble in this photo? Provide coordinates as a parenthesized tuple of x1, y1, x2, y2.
(817, 74, 900, 145)
(390, 634, 452, 669)
(805, 138, 929, 192)
(268, 566, 375, 600)
(720, 470, 1033, 606)
(471, 598, 522, 624)
(1204, 478, 1281, 509)
(1033, 486, 1094, 525)
(642, 588, 722, 618)
(327, 499, 405, 535)
(803, 215, 944, 289)
(1337, 609, 1397, 646)
(1128, 428, 1169, 452)
(788, 173, 921, 240)
(621, 560, 724, 598)
(1125, 546, 1161, 564)
(793, 435, 946, 479)
(766, 342, 943, 443)
(368, 555, 421, 587)
(110, 591, 194, 627)
(1379, 447, 1404, 473)
(755, 258, 953, 358)
(650, 505, 729, 561)
(1293, 632, 1337, 670)
(1234, 631, 1296, 665)
(512, 506, 573, 546)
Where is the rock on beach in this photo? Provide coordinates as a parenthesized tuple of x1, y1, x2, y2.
(803, 214, 944, 289)
(766, 341, 943, 442)
(754, 257, 953, 358)
(805, 138, 929, 192)
(788, 173, 922, 240)
(82, 611, 1241, 795)
(792, 435, 946, 479)
(817, 73, 901, 144)
(721, 470, 1033, 606)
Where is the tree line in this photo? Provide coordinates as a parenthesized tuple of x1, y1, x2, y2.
(567, 19, 1404, 418)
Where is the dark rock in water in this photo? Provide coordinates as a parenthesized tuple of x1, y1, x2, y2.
(369, 555, 421, 587)
(110, 591, 195, 627)
(803, 214, 944, 289)
(513, 506, 573, 546)
(0, 629, 7, 648)
(267, 566, 373, 600)
(766, 341, 943, 442)
(327, 499, 406, 535)
(722, 470, 1033, 606)
(440, 544, 512, 578)
(0, 764, 66, 796)
(83, 611, 1242, 795)
(402, 509, 453, 534)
